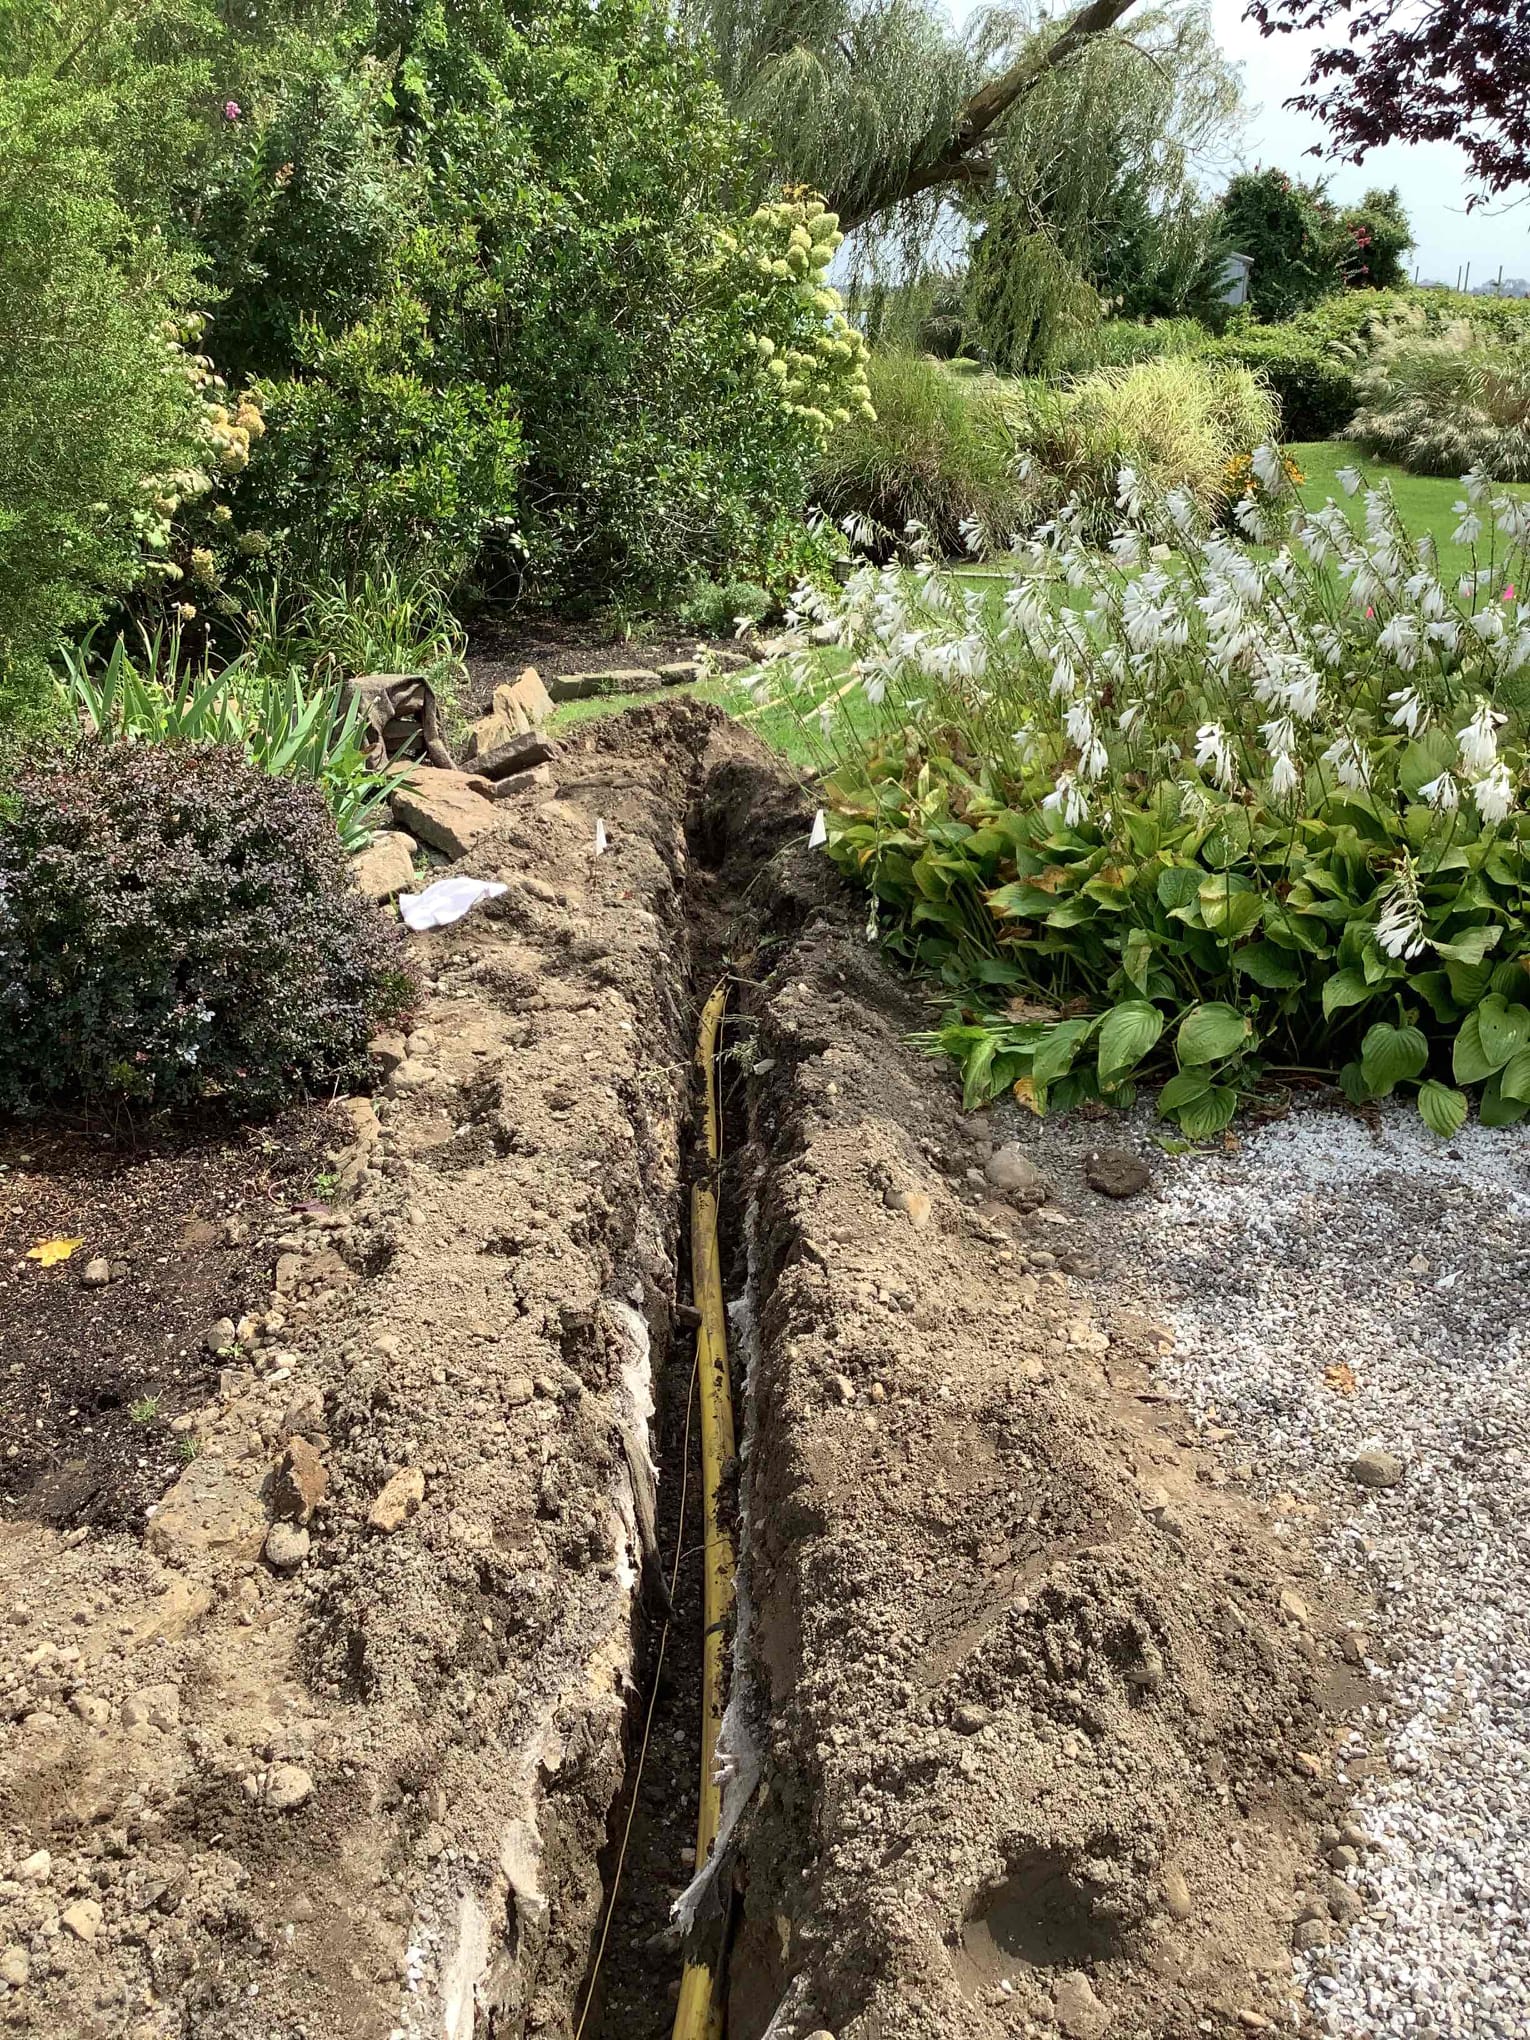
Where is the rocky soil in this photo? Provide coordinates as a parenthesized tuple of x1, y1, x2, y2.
(1, 707, 1375, 2040)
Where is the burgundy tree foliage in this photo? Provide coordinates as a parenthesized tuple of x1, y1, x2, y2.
(1247, 0, 1530, 199)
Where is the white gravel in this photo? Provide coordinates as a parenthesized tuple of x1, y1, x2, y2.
(1087, 1105, 1530, 2039)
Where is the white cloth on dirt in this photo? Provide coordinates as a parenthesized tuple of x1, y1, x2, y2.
(398, 877, 508, 932)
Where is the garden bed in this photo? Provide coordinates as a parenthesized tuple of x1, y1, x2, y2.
(0, 705, 1459, 2040)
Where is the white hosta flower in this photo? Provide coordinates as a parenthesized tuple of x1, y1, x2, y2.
(1116, 465, 1145, 519)
(862, 668, 888, 706)
(1461, 465, 1490, 505)
(1270, 750, 1301, 799)
(1042, 771, 1089, 828)
(1376, 887, 1427, 960)
(1472, 761, 1515, 824)
(1118, 701, 1146, 739)
(957, 514, 985, 556)
(1108, 529, 1144, 569)
(1078, 733, 1109, 781)
(1376, 612, 1423, 670)
(1452, 504, 1484, 547)
(1313, 625, 1344, 669)
(1470, 604, 1506, 642)
(1010, 724, 1042, 765)
(1251, 444, 1285, 492)
(1048, 656, 1079, 701)
(1194, 721, 1237, 792)
(1063, 698, 1096, 752)
(1418, 771, 1460, 812)
(1334, 465, 1363, 496)
(1164, 485, 1197, 536)
(1387, 686, 1426, 736)
(1260, 714, 1297, 761)
(1458, 700, 1505, 775)
(1233, 494, 1274, 544)
(1322, 735, 1371, 791)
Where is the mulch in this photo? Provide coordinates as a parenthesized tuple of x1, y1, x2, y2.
(0, 1105, 342, 1532)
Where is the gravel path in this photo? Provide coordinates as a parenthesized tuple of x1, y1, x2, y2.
(1070, 1105, 1530, 2039)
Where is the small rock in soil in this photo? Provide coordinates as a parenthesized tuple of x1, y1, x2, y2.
(69, 1693, 111, 1728)
(368, 1466, 425, 1533)
(1084, 1147, 1152, 1199)
(273, 1436, 327, 1523)
(204, 1317, 236, 1354)
(0, 1946, 29, 1987)
(1346, 1446, 1405, 1488)
(121, 1683, 180, 1731)
(984, 1143, 1048, 1200)
(261, 1764, 314, 1812)
(1162, 1868, 1193, 1920)
(61, 1900, 102, 1943)
(1278, 1588, 1312, 1625)
(79, 1257, 110, 1288)
(1053, 1969, 1112, 2038)
(17, 1851, 50, 1884)
(883, 1187, 932, 1229)
(264, 1521, 310, 1571)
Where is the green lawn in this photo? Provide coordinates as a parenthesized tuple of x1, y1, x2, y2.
(1290, 440, 1524, 586)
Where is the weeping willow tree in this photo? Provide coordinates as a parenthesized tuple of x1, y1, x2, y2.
(686, 0, 1242, 370)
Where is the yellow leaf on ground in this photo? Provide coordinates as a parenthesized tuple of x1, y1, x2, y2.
(1012, 1077, 1042, 1116)
(27, 1236, 83, 1267)
(1324, 1361, 1357, 1396)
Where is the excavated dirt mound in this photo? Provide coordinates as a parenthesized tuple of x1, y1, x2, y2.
(0, 707, 1361, 2040)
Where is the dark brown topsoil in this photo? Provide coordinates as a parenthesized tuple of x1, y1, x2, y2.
(0, 1109, 341, 1533)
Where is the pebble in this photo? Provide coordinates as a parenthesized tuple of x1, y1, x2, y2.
(121, 1684, 180, 1731)
(1052, 1969, 1112, 2038)
(0, 1946, 28, 1986)
(368, 1467, 425, 1533)
(16, 1851, 50, 1884)
(261, 1764, 314, 1812)
(1084, 1147, 1152, 1199)
(69, 1693, 111, 1728)
(1162, 1868, 1193, 1920)
(61, 1899, 102, 1943)
(264, 1522, 310, 1571)
(204, 1317, 236, 1355)
(984, 1144, 1048, 1200)
(79, 1258, 110, 1288)
(1346, 1447, 1405, 1489)
(884, 1187, 933, 1229)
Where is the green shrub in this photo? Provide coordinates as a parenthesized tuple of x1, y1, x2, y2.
(677, 578, 773, 635)
(1205, 324, 1359, 440)
(1006, 356, 1279, 536)
(57, 630, 403, 851)
(0, 63, 205, 724)
(0, 743, 415, 1115)
(1350, 319, 1530, 479)
(1055, 317, 1210, 376)
(810, 353, 1023, 556)
(763, 463, 1530, 1137)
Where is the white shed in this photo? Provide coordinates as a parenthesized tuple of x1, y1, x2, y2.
(1219, 252, 1254, 307)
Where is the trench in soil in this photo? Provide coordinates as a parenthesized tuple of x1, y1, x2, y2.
(574, 798, 768, 2039)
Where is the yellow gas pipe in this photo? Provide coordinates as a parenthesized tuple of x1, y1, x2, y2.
(671, 982, 736, 2040)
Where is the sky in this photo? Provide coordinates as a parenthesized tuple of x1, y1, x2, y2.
(1202, 0, 1529, 288)
(948, 0, 1530, 289)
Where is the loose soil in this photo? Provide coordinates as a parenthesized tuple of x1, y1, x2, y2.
(466, 618, 751, 716)
(0, 705, 1366, 2040)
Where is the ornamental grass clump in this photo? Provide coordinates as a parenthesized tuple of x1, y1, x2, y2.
(0, 744, 416, 1115)
(756, 455, 1530, 1135)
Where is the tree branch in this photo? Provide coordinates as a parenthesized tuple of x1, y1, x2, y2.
(840, 0, 1141, 229)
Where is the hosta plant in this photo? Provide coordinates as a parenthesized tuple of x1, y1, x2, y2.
(755, 455, 1530, 1136)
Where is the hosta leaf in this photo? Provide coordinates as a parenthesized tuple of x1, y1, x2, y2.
(1234, 941, 1302, 990)
(1359, 1023, 1428, 1096)
(1475, 993, 1530, 1068)
(1338, 1060, 1374, 1104)
(1418, 1080, 1469, 1138)
(1433, 925, 1502, 965)
(1499, 1046, 1530, 1102)
(960, 1033, 1001, 1110)
(1479, 1073, 1530, 1127)
(1197, 875, 1264, 937)
(1176, 1084, 1238, 1138)
(1156, 865, 1202, 910)
(1157, 1068, 1212, 1114)
(1032, 1017, 1096, 1086)
(1176, 1001, 1252, 1066)
(1321, 969, 1372, 1019)
(1453, 1010, 1506, 1085)
(1097, 1000, 1164, 1083)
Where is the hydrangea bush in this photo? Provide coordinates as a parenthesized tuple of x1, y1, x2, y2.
(757, 454, 1530, 1135)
